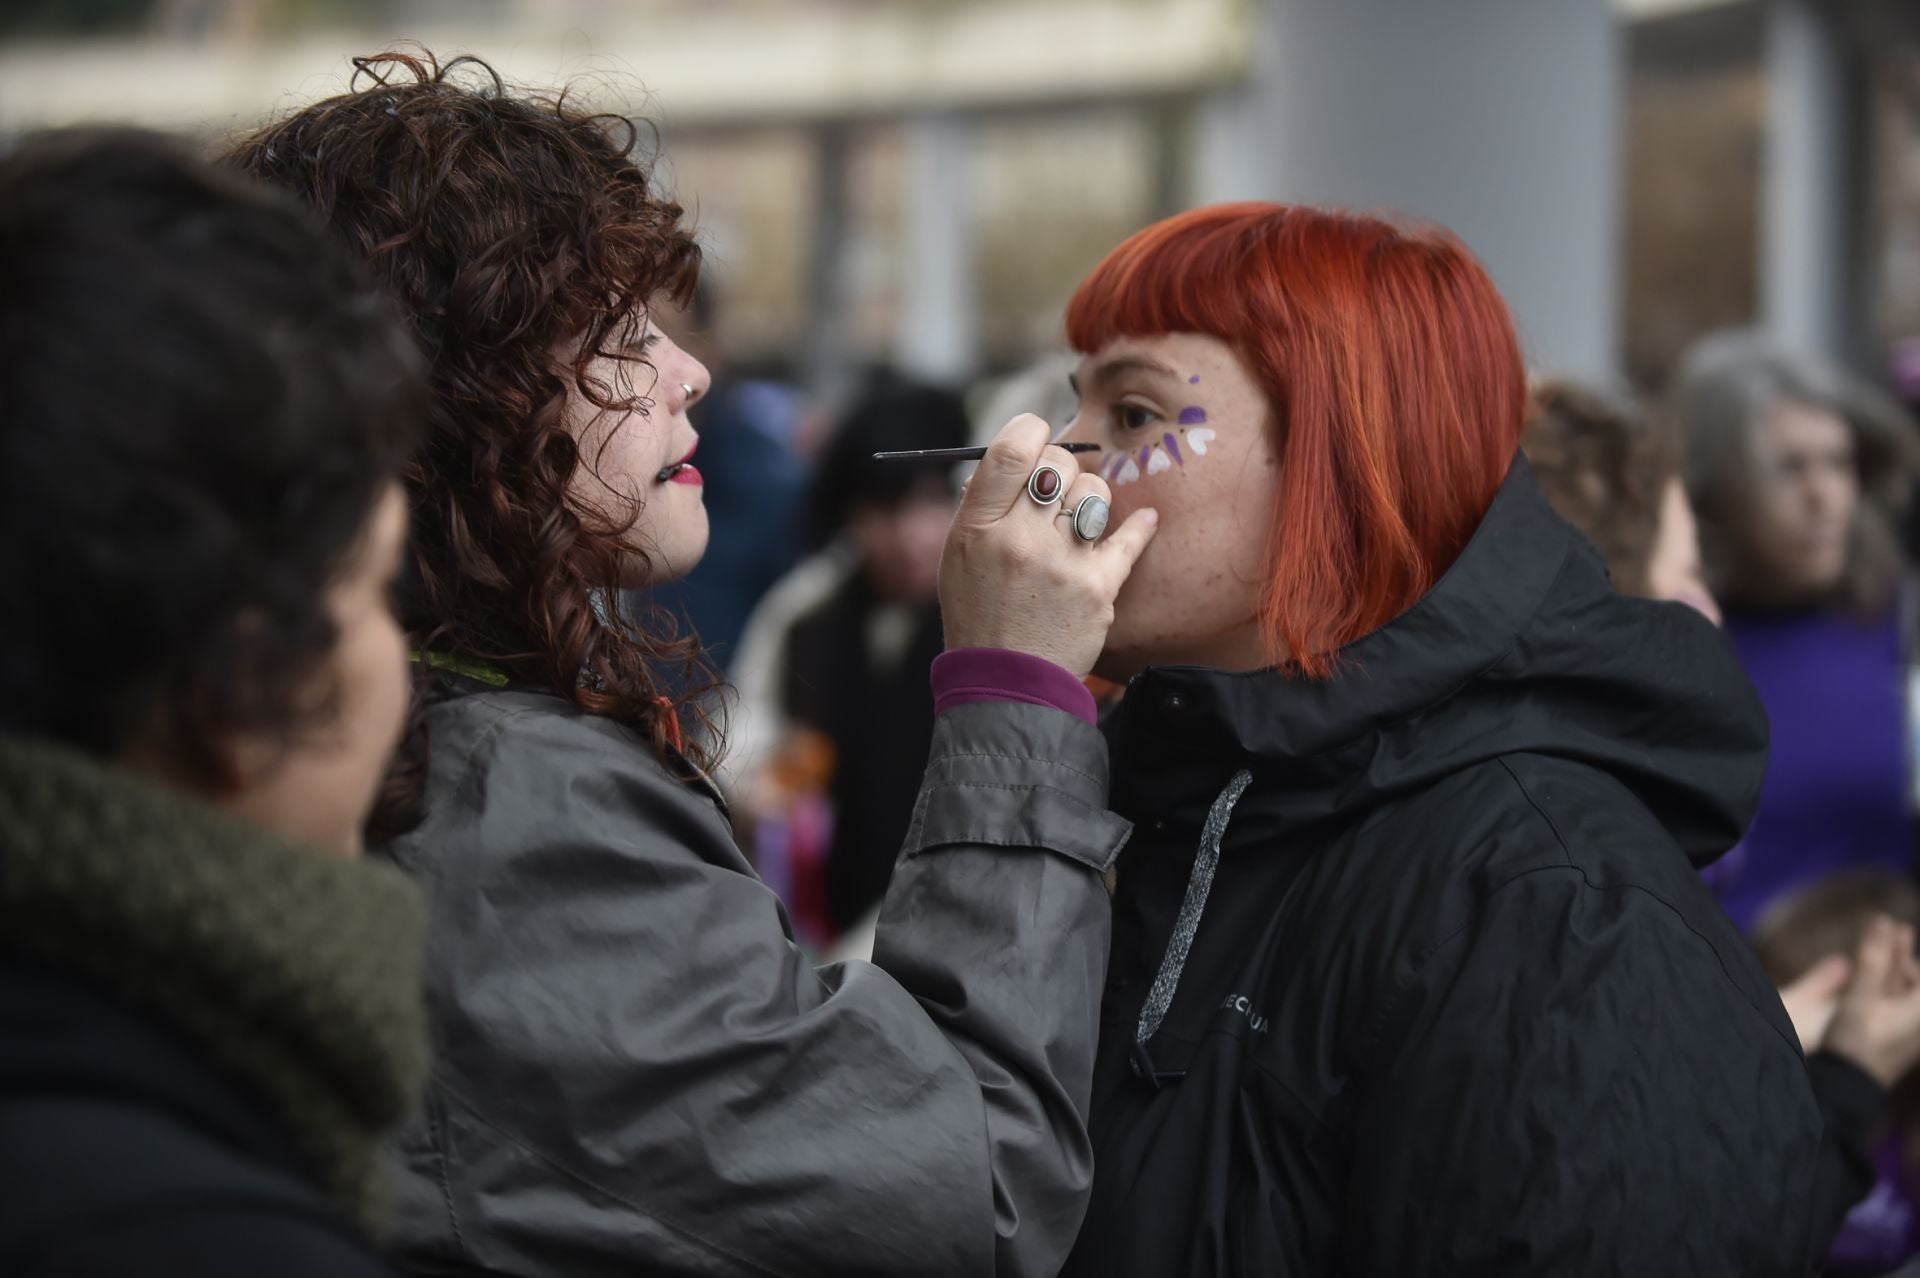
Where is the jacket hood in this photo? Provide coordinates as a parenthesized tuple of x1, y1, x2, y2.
(1106, 455, 1768, 867)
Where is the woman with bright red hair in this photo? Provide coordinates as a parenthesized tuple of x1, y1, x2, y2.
(1052, 203, 1820, 1275)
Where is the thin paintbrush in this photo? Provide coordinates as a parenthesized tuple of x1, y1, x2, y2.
(872, 442, 1100, 461)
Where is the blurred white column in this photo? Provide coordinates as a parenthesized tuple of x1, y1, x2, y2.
(1760, 0, 1851, 359)
(1194, 0, 1621, 382)
(895, 113, 977, 385)
(805, 123, 858, 401)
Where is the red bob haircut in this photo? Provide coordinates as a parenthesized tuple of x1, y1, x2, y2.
(1065, 202, 1527, 677)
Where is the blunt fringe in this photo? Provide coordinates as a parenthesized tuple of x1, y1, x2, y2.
(1066, 202, 1527, 676)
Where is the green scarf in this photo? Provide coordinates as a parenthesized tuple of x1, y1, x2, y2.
(0, 737, 429, 1236)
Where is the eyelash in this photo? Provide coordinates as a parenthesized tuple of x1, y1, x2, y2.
(618, 324, 661, 357)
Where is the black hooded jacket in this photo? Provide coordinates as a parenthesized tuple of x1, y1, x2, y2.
(1064, 458, 1822, 1277)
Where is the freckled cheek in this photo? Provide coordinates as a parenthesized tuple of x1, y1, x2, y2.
(1102, 474, 1151, 522)
(1112, 530, 1224, 639)
(1102, 479, 1195, 548)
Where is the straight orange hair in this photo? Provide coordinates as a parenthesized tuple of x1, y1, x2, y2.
(1065, 202, 1527, 677)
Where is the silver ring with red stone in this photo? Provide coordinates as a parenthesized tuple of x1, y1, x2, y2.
(1026, 463, 1067, 507)
(1058, 494, 1111, 543)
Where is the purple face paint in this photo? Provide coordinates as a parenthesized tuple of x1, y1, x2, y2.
(1178, 406, 1208, 426)
(1139, 445, 1155, 468)
(1103, 451, 1125, 480)
(1163, 432, 1184, 465)
(1188, 375, 1201, 384)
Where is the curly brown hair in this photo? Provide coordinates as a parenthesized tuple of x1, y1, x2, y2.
(1521, 378, 1674, 599)
(226, 50, 720, 778)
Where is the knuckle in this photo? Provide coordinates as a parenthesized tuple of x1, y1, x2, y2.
(982, 438, 1022, 470)
(997, 415, 1043, 447)
(1070, 573, 1105, 607)
(1001, 536, 1040, 571)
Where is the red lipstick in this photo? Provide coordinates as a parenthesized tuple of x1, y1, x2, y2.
(656, 437, 703, 486)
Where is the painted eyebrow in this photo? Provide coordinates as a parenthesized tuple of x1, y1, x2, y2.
(1082, 354, 1181, 393)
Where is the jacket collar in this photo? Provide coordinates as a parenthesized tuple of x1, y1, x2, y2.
(1106, 455, 1767, 862)
(1119, 456, 1567, 753)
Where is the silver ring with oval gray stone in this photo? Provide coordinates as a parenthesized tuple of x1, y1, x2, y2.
(1059, 493, 1111, 543)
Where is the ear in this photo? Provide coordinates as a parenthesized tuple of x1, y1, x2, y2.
(118, 711, 248, 800)
(201, 728, 264, 796)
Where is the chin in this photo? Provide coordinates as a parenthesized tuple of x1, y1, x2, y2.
(1093, 608, 1185, 682)
(1091, 644, 1151, 685)
(1094, 613, 1275, 680)
(618, 538, 709, 589)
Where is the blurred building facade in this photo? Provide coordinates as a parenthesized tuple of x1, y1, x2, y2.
(4, 0, 1919, 395)
(1626, 0, 1920, 391)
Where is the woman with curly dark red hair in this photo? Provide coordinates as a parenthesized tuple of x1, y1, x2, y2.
(229, 52, 1157, 1277)
(1048, 203, 1819, 1275)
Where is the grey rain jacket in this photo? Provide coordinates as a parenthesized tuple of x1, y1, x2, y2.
(378, 689, 1131, 1277)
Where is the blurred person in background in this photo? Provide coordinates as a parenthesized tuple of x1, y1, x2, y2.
(798, 359, 1082, 962)
(731, 380, 966, 939)
(230, 52, 1160, 1277)
(1051, 203, 1817, 1277)
(1891, 336, 1920, 565)
(1673, 334, 1920, 935)
(0, 128, 427, 1277)
(649, 278, 810, 675)
(1523, 377, 1719, 623)
(1756, 875, 1920, 1278)
(1525, 376, 1920, 1275)
(971, 351, 1083, 449)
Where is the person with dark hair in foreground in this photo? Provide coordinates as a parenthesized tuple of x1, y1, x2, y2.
(231, 52, 1158, 1276)
(0, 128, 427, 1277)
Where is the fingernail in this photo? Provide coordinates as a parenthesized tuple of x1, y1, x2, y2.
(1142, 508, 1160, 526)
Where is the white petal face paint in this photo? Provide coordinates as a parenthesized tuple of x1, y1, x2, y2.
(1098, 418, 1212, 487)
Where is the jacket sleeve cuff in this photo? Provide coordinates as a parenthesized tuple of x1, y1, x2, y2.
(931, 648, 1098, 727)
(902, 700, 1131, 872)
